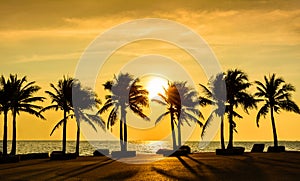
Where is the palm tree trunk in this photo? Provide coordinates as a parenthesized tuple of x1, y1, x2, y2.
(2, 109, 8, 155)
(177, 121, 181, 149)
(220, 116, 225, 150)
(227, 123, 234, 149)
(75, 121, 80, 156)
(270, 107, 278, 147)
(123, 110, 128, 152)
(10, 110, 17, 155)
(62, 110, 67, 154)
(120, 108, 124, 151)
(170, 110, 177, 150)
(227, 105, 234, 149)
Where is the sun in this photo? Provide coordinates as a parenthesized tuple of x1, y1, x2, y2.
(146, 77, 168, 99)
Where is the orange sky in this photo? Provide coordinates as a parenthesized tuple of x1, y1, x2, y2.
(0, 0, 300, 142)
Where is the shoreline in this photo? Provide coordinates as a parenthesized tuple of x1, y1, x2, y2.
(2, 140, 300, 156)
(1, 152, 300, 180)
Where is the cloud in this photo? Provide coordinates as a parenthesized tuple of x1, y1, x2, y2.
(154, 9, 300, 46)
(1, 7, 299, 47)
(12, 52, 81, 64)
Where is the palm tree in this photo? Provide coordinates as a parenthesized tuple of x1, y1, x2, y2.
(72, 81, 104, 156)
(8, 74, 45, 155)
(225, 69, 256, 149)
(199, 73, 227, 149)
(255, 74, 300, 148)
(98, 73, 149, 152)
(153, 81, 204, 150)
(40, 76, 73, 154)
(152, 82, 177, 150)
(0, 75, 12, 155)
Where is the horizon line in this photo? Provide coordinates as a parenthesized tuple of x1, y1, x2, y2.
(1, 140, 299, 142)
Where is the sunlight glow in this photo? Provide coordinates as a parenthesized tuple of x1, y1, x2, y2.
(146, 77, 168, 99)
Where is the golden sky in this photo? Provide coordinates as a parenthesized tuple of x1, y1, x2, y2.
(0, 0, 300, 142)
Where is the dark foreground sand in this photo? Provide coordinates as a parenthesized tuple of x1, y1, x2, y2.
(0, 152, 299, 180)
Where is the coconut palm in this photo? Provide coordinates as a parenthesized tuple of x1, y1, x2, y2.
(8, 74, 45, 155)
(225, 69, 256, 149)
(40, 76, 73, 154)
(72, 81, 104, 156)
(98, 73, 149, 151)
(152, 82, 177, 150)
(0, 75, 12, 155)
(173, 82, 204, 148)
(199, 73, 227, 149)
(255, 74, 300, 147)
(153, 81, 204, 149)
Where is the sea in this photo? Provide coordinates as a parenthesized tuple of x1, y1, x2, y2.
(0, 141, 299, 156)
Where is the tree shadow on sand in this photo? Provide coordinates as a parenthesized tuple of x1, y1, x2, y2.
(100, 169, 139, 180)
(0, 159, 50, 171)
(152, 155, 268, 180)
(13, 167, 60, 180)
(176, 156, 209, 180)
(213, 154, 267, 180)
(46, 157, 116, 180)
(252, 154, 300, 170)
(152, 166, 186, 180)
(152, 156, 222, 180)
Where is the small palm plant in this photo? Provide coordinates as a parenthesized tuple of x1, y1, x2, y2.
(255, 74, 300, 148)
(199, 73, 227, 149)
(98, 73, 149, 152)
(8, 74, 45, 155)
(153, 81, 203, 150)
(40, 76, 74, 154)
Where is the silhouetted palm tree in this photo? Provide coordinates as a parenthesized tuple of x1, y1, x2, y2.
(72, 81, 104, 156)
(153, 81, 203, 149)
(152, 82, 177, 150)
(8, 74, 45, 155)
(0, 75, 12, 155)
(98, 73, 149, 151)
(40, 76, 73, 154)
(199, 73, 227, 149)
(225, 69, 256, 149)
(255, 74, 300, 147)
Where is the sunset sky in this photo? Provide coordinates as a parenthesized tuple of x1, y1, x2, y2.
(0, 0, 300, 143)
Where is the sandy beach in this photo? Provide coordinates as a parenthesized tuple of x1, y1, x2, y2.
(0, 152, 299, 180)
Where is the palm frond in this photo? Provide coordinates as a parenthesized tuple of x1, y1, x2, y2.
(50, 114, 73, 136)
(256, 103, 269, 127)
(18, 107, 46, 120)
(198, 96, 214, 106)
(76, 111, 98, 132)
(181, 111, 203, 127)
(130, 104, 150, 121)
(21, 96, 45, 103)
(86, 113, 106, 131)
(201, 111, 216, 138)
(232, 111, 243, 119)
(158, 93, 169, 104)
(49, 83, 61, 98)
(155, 111, 170, 125)
(98, 100, 114, 115)
(151, 98, 167, 106)
(282, 83, 296, 92)
(199, 83, 212, 98)
(278, 100, 300, 113)
(255, 80, 267, 93)
(40, 105, 60, 113)
(107, 107, 118, 129)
